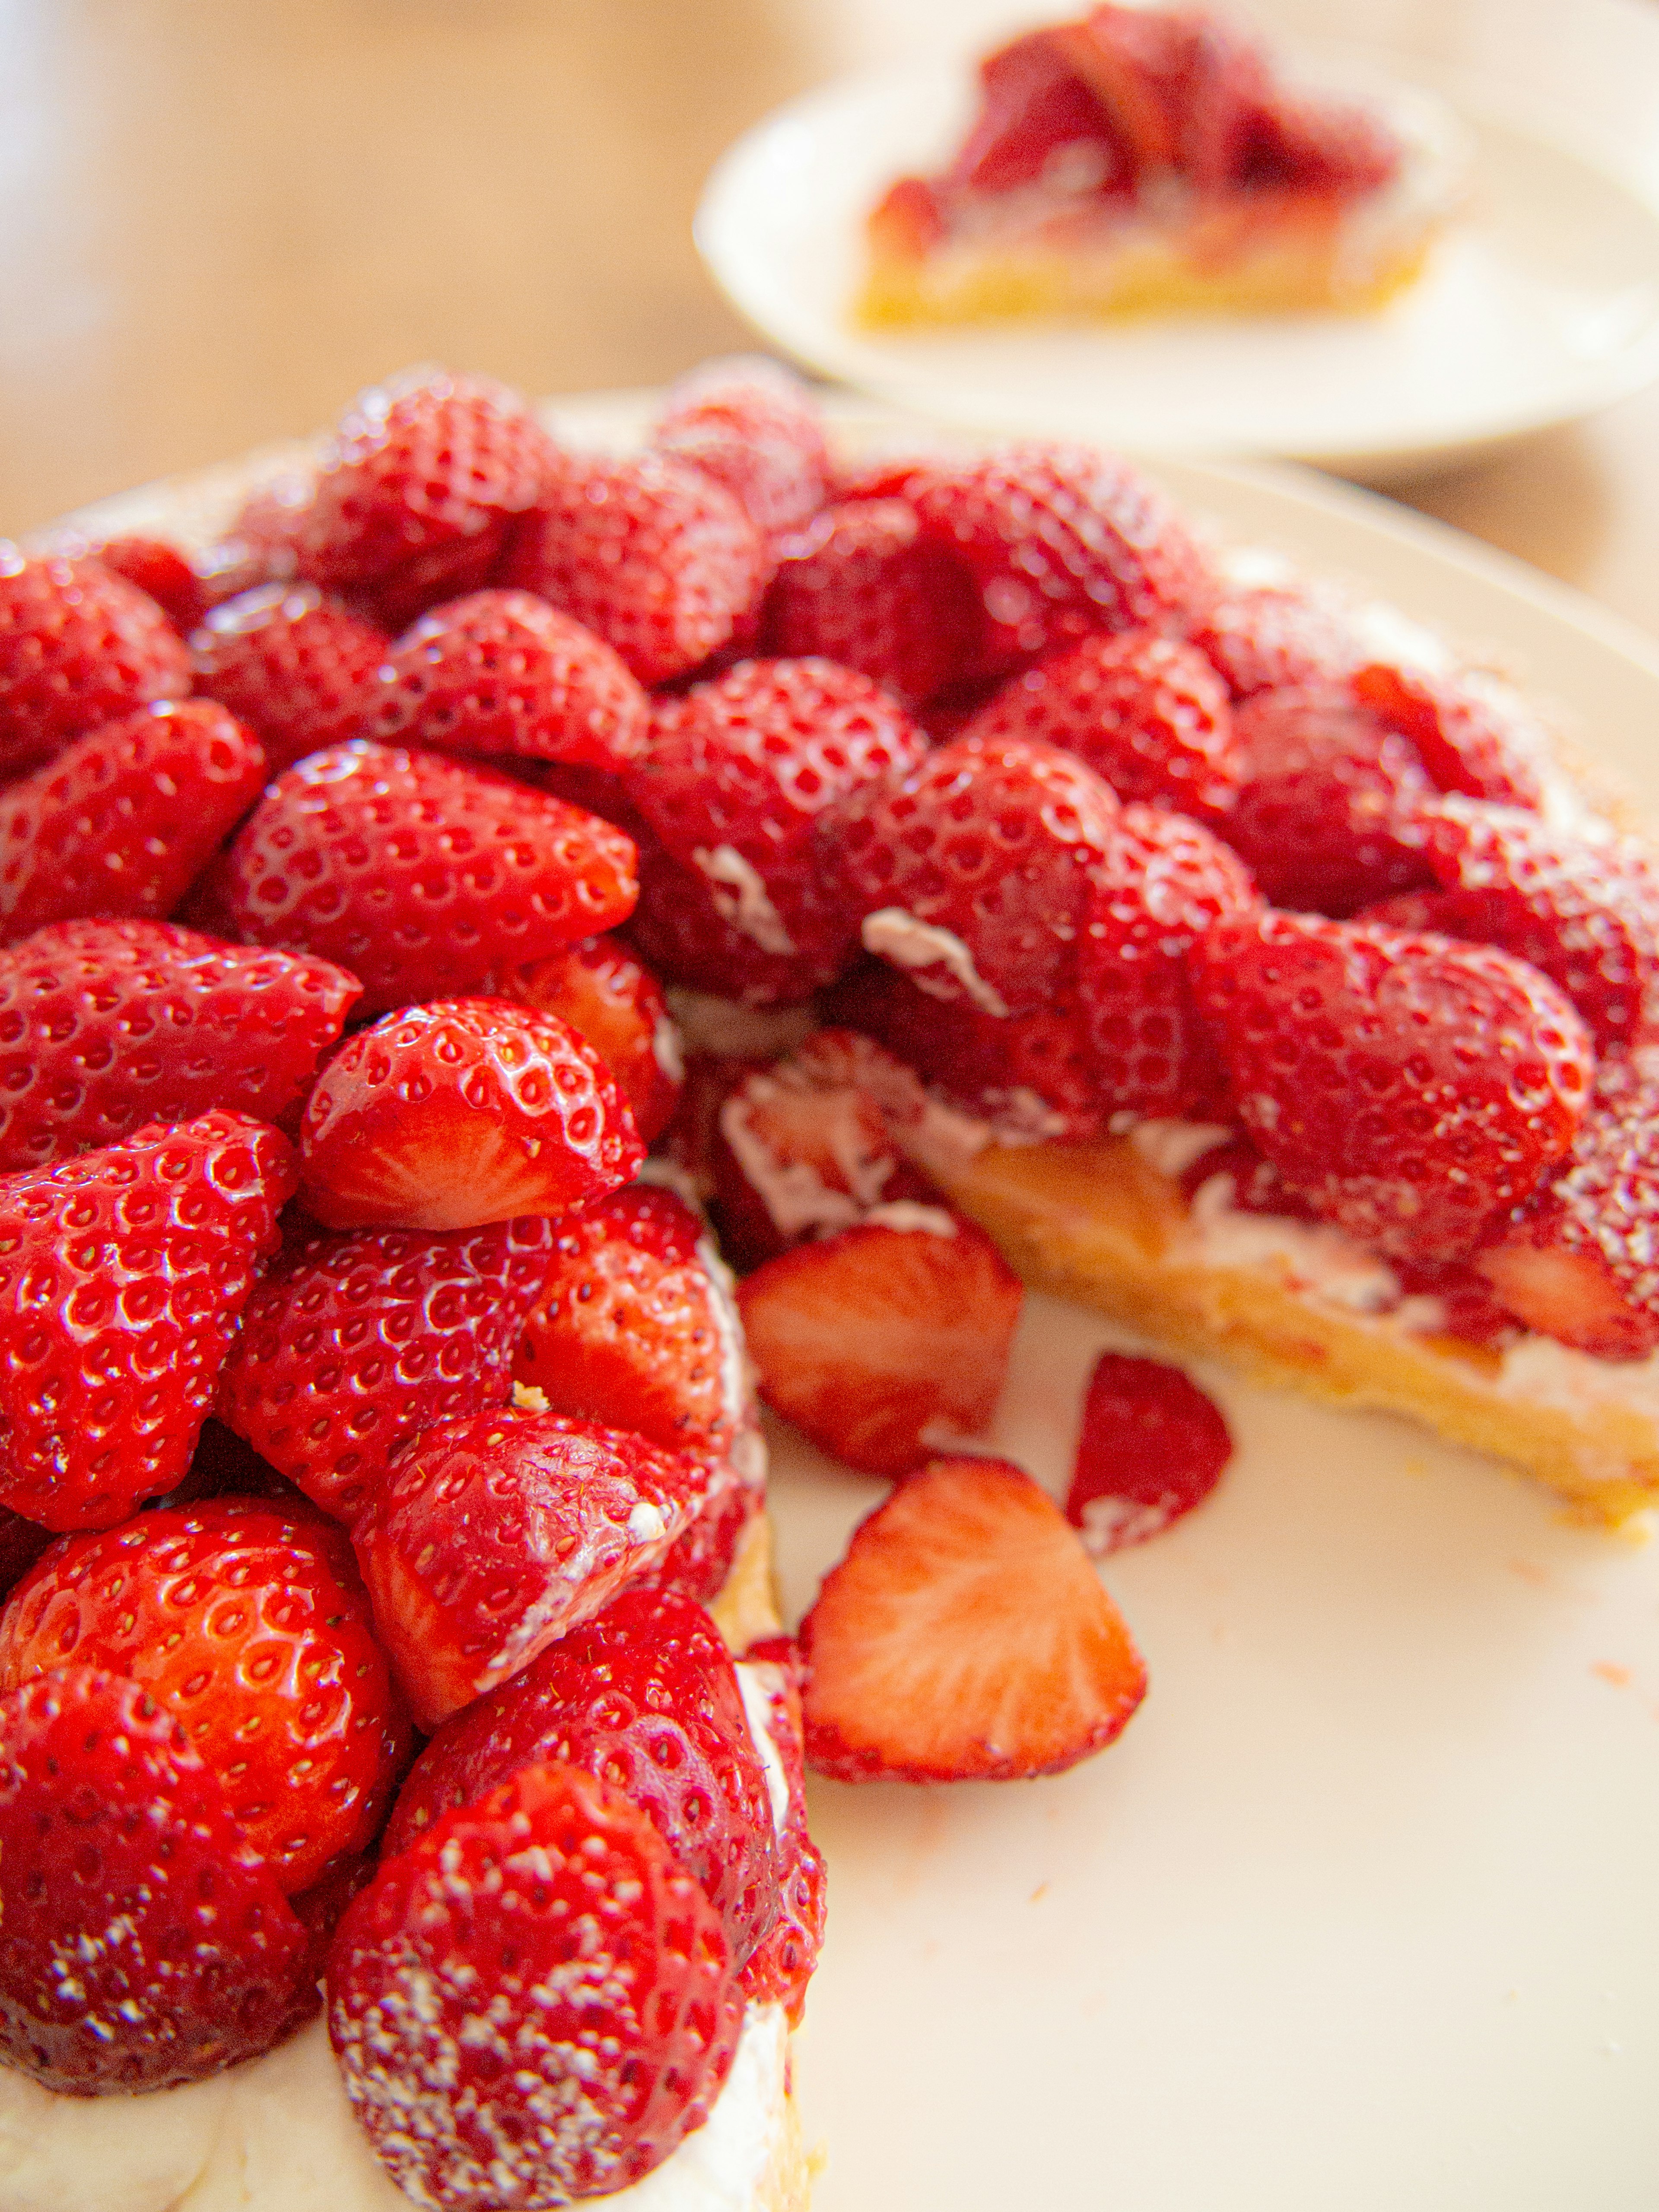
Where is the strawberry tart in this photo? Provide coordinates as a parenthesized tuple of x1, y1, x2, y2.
(859, 2, 1468, 327)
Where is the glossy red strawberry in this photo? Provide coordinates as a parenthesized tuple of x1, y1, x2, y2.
(0, 699, 267, 941)
(214, 740, 638, 1014)
(299, 367, 559, 595)
(216, 1214, 555, 1523)
(297, 998, 642, 1232)
(1077, 801, 1258, 1119)
(652, 356, 831, 543)
(1066, 1352, 1233, 1553)
(1222, 683, 1437, 914)
(907, 443, 1206, 676)
(490, 932, 682, 1142)
(190, 582, 387, 776)
(0, 918, 359, 1174)
(385, 1583, 779, 1964)
(329, 1761, 742, 2208)
(823, 731, 1120, 1018)
(0, 549, 191, 779)
(1477, 1049, 1659, 1359)
(0, 1668, 321, 2093)
(0, 1111, 296, 1531)
(513, 1184, 747, 1456)
(738, 1211, 1023, 1475)
(1188, 910, 1594, 1262)
(1352, 660, 1545, 807)
(1189, 576, 1363, 700)
(80, 536, 208, 633)
(625, 657, 929, 1004)
(502, 450, 767, 687)
(761, 497, 982, 703)
(964, 628, 1241, 819)
(366, 587, 650, 771)
(353, 1407, 719, 1727)
(734, 1638, 825, 2026)
(802, 1456, 1147, 1781)
(0, 1500, 410, 1892)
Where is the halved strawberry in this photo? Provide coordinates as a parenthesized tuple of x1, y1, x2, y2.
(216, 1214, 555, 1522)
(0, 699, 267, 941)
(213, 741, 639, 1014)
(0, 918, 360, 1174)
(328, 1761, 742, 2207)
(189, 582, 388, 777)
(651, 356, 831, 543)
(297, 998, 642, 1231)
(384, 1583, 779, 1966)
(735, 1637, 826, 2027)
(353, 1407, 719, 1727)
(1066, 1352, 1233, 1554)
(737, 1212, 1023, 1476)
(489, 933, 681, 1142)
(366, 588, 650, 771)
(0, 1499, 410, 1893)
(947, 28, 1127, 192)
(0, 1111, 296, 1531)
(0, 550, 192, 779)
(513, 1184, 747, 1456)
(0, 1667, 318, 2092)
(76, 536, 208, 634)
(801, 1456, 1147, 1781)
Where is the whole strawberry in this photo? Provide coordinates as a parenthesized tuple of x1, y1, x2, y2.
(1189, 575, 1364, 700)
(0, 917, 359, 1173)
(651, 355, 831, 542)
(0, 1111, 296, 1530)
(213, 740, 638, 1013)
(76, 536, 208, 633)
(328, 1761, 743, 2207)
(190, 582, 388, 776)
(490, 932, 682, 1141)
(1353, 659, 1545, 808)
(0, 699, 267, 941)
(0, 549, 191, 778)
(1188, 910, 1594, 1261)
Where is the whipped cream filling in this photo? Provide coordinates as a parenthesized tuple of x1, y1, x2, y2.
(692, 847, 796, 960)
(861, 909, 1010, 1019)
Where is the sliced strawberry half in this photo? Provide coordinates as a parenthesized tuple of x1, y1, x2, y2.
(189, 582, 387, 776)
(0, 1111, 296, 1531)
(353, 1407, 719, 1727)
(385, 1582, 779, 1966)
(0, 550, 192, 779)
(489, 932, 681, 1143)
(297, 997, 642, 1232)
(737, 1212, 1023, 1476)
(801, 1456, 1147, 1781)
(214, 740, 638, 1014)
(0, 1500, 410, 1893)
(216, 1214, 555, 1523)
(0, 1667, 317, 2092)
(735, 1637, 826, 2027)
(1066, 1352, 1233, 1554)
(0, 917, 361, 1174)
(328, 1761, 742, 2207)
(0, 699, 267, 942)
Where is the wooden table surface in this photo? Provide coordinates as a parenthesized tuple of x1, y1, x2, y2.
(0, 0, 1655, 642)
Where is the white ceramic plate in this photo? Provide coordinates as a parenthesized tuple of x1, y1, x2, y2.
(695, 41, 1659, 480)
(76, 391, 1659, 2211)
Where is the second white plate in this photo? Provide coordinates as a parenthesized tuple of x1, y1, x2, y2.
(696, 46, 1659, 480)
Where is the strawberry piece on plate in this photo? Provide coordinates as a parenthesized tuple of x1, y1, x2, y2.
(329, 1761, 742, 2209)
(190, 582, 388, 776)
(297, 997, 642, 1231)
(513, 1184, 747, 1456)
(963, 628, 1242, 821)
(801, 1455, 1147, 1781)
(0, 1110, 296, 1531)
(0, 1667, 317, 2092)
(0, 549, 191, 779)
(735, 1637, 826, 2027)
(502, 449, 767, 687)
(0, 917, 361, 1174)
(1189, 909, 1595, 1262)
(353, 1406, 718, 1727)
(826, 731, 1120, 1019)
(216, 1214, 555, 1523)
(737, 1211, 1023, 1476)
(0, 699, 267, 941)
(490, 932, 682, 1142)
(367, 587, 650, 771)
(652, 355, 831, 543)
(0, 1499, 410, 1893)
(299, 367, 559, 597)
(1066, 1351, 1233, 1554)
(761, 497, 983, 703)
(385, 1583, 780, 1966)
(214, 740, 638, 1014)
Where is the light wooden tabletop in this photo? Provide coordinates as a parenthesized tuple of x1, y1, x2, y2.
(0, 0, 1655, 639)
